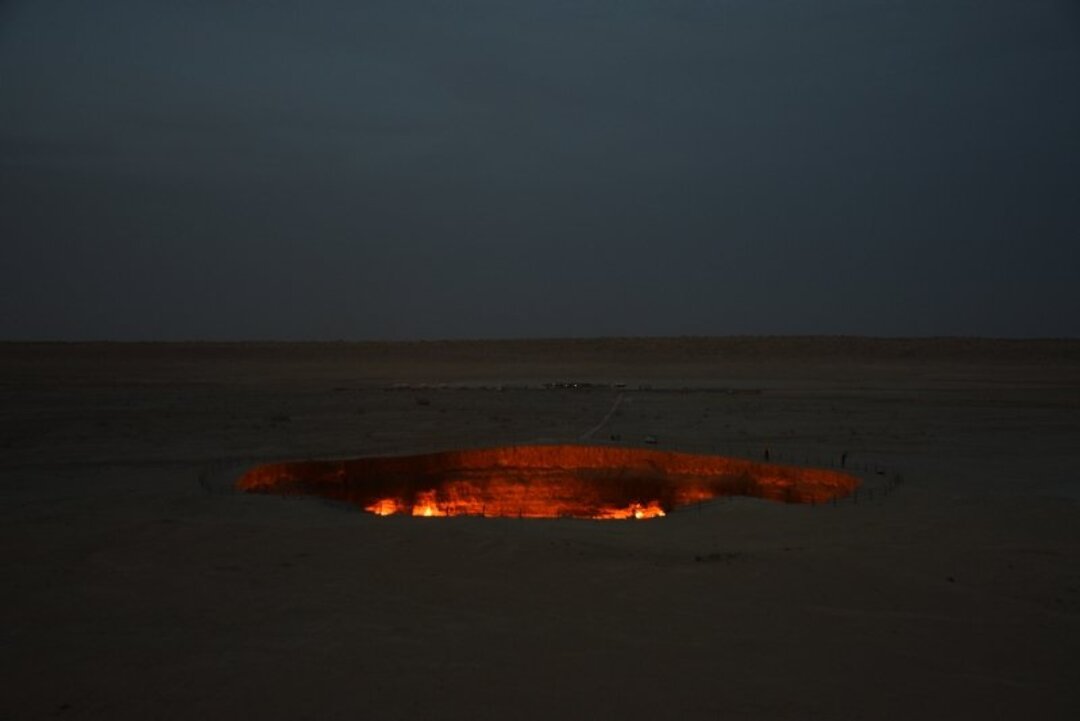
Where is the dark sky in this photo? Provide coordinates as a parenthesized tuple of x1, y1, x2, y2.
(2, 1, 1079, 340)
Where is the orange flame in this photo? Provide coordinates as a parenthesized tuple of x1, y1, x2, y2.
(592, 501, 667, 520)
(366, 498, 402, 516)
(408, 491, 446, 517)
(365, 494, 668, 520)
(238, 444, 860, 521)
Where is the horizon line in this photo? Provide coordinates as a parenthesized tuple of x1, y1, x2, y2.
(2, 334, 1079, 345)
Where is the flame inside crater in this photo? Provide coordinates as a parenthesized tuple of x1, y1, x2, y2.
(236, 445, 859, 520)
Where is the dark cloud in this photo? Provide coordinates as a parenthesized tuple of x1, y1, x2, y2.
(2, 1, 1078, 339)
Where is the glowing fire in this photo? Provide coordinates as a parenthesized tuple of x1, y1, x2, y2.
(367, 498, 402, 516)
(363, 493, 668, 519)
(593, 502, 666, 520)
(409, 491, 446, 517)
(237, 445, 860, 521)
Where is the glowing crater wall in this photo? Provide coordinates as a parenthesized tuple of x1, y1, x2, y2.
(236, 445, 860, 520)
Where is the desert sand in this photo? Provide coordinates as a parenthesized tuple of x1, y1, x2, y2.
(2, 338, 1078, 720)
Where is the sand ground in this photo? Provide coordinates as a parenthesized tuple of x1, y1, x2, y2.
(2, 338, 1078, 720)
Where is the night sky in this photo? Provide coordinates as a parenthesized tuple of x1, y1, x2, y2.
(3, 1, 1078, 340)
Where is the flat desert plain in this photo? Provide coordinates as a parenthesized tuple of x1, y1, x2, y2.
(2, 338, 1078, 720)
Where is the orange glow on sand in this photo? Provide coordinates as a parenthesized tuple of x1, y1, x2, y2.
(236, 444, 859, 520)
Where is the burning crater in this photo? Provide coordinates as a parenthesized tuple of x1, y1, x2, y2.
(236, 445, 859, 520)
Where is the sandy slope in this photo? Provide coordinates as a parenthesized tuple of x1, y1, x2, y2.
(1, 339, 1078, 720)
